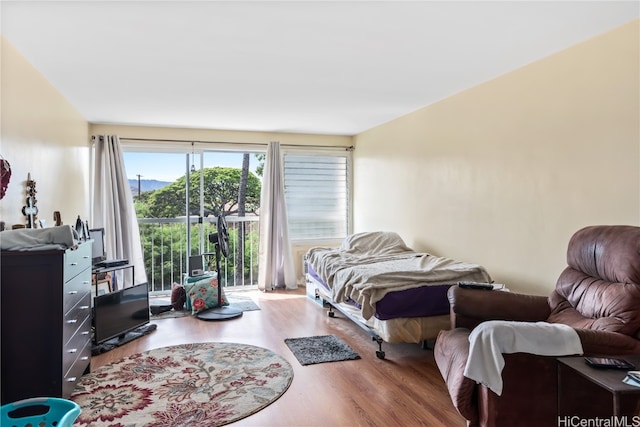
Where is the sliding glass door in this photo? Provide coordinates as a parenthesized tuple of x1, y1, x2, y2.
(123, 148, 263, 294)
(122, 142, 351, 294)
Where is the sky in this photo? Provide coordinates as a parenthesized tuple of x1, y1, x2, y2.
(124, 152, 261, 183)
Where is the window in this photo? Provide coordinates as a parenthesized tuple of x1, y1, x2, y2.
(283, 152, 351, 240)
(122, 147, 263, 291)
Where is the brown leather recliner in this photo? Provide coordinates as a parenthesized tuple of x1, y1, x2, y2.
(434, 225, 640, 427)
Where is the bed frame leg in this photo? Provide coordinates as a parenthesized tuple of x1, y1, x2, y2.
(322, 299, 386, 359)
(326, 304, 335, 317)
(373, 336, 385, 359)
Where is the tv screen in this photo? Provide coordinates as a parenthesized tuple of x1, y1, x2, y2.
(93, 282, 150, 344)
(89, 228, 106, 265)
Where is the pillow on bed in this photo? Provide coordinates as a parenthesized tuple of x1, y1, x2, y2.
(340, 231, 414, 255)
(186, 276, 228, 314)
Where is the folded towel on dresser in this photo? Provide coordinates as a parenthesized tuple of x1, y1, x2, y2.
(0, 225, 77, 251)
(463, 320, 583, 396)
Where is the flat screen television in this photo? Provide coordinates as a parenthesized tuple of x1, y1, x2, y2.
(88, 228, 106, 265)
(93, 282, 150, 344)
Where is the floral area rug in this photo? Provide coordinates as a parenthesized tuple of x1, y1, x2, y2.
(71, 342, 293, 427)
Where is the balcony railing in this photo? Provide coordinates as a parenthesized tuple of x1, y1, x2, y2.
(138, 216, 260, 294)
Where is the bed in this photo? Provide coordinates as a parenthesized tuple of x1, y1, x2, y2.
(305, 231, 492, 358)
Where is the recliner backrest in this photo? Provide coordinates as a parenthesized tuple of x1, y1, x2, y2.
(547, 225, 640, 338)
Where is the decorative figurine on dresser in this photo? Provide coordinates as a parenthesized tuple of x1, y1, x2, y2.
(0, 225, 92, 404)
(21, 173, 39, 228)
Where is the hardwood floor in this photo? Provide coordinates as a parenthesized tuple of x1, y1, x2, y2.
(91, 287, 467, 427)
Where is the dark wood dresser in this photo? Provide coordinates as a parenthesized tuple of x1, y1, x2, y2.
(1, 242, 92, 404)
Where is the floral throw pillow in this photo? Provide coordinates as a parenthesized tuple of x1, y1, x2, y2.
(186, 276, 228, 314)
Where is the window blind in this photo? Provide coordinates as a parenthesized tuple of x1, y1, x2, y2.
(283, 154, 349, 240)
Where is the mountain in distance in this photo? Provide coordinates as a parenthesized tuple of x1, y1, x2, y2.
(129, 178, 171, 194)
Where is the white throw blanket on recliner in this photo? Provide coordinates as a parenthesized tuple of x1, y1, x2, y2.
(463, 320, 583, 396)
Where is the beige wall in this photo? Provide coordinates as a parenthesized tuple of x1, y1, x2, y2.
(0, 36, 90, 229)
(353, 20, 640, 295)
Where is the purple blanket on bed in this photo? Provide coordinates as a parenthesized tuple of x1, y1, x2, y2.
(308, 264, 452, 320)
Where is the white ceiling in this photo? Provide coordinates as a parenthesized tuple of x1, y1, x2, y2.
(1, 1, 638, 136)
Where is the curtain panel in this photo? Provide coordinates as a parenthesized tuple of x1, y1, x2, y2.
(258, 141, 297, 291)
(92, 135, 147, 288)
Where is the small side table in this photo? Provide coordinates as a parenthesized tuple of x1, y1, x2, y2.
(92, 263, 134, 296)
(558, 355, 640, 419)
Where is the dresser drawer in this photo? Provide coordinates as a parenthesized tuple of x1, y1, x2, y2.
(64, 243, 91, 283)
(64, 270, 91, 315)
(63, 295, 91, 346)
(63, 315, 91, 374)
(62, 338, 91, 398)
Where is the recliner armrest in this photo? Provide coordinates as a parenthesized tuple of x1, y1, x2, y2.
(448, 285, 551, 329)
(434, 328, 479, 425)
(575, 329, 640, 355)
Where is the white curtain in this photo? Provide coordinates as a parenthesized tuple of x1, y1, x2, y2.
(92, 135, 147, 288)
(258, 141, 297, 291)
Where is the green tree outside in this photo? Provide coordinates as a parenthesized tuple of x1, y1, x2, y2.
(144, 167, 260, 218)
(135, 166, 262, 289)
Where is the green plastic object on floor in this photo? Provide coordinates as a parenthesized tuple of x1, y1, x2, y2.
(1, 397, 81, 427)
